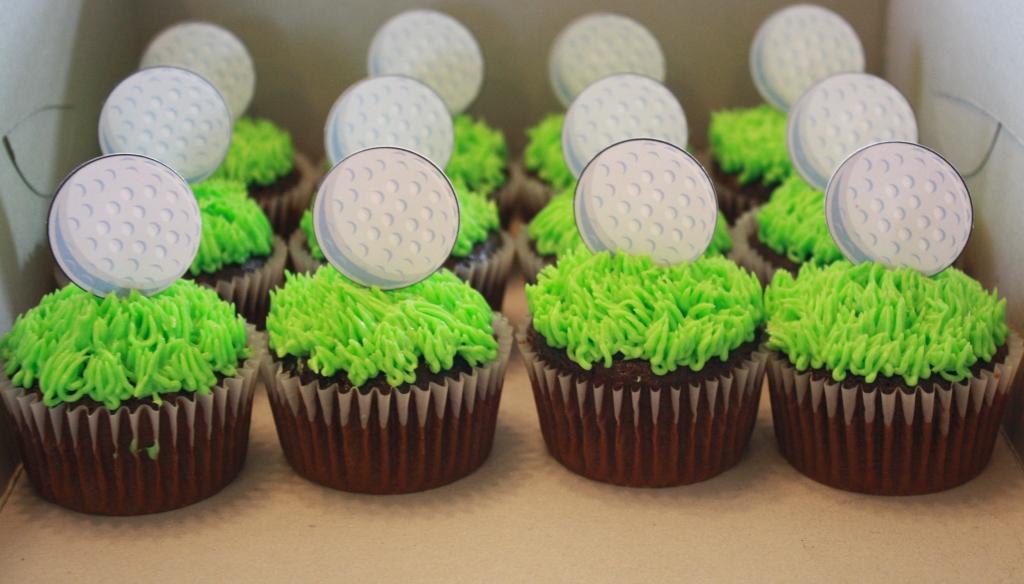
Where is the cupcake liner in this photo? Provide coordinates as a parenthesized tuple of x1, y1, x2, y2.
(766, 331, 1024, 495)
(0, 326, 268, 515)
(728, 208, 779, 285)
(513, 159, 556, 222)
(287, 228, 321, 275)
(264, 314, 513, 494)
(517, 321, 769, 487)
(209, 236, 287, 328)
(492, 166, 520, 227)
(256, 151, 319, 236)
(698, 150, 767, 224)
(513, 229, 550, 285)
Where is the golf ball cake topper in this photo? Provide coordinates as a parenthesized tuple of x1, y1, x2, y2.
(562, 74, 688, 178)
(751, 4, 864, 111)
(141, 21, 256, 119)
(324, 76, 454, 168)
(574, 139, 718, 265)
(367, 10, 484, 115)
(313, 147, 460, 290)
(549, 13, 665, 108)
(99, 67, 233, 184)
(49, 154, 201, 297)
(825, 141, 972, 276)
(788, 73, 918, 189)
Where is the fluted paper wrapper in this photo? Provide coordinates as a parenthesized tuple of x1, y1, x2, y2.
(517, 322, 769, 487)
(257, 151, 318, 236)
(0, 327, 267, 515)
(729, 208, 781, 285)
(513, 159, 556, 222)
(264, 315, 513, 494)
(287, 228, 321, 275)
(514, 229, 550, 285)
(492, 166, 520, 227)
(767, 331, 1024, 495)
(698, 150, 764, 224)
(210, 236, 286, 328)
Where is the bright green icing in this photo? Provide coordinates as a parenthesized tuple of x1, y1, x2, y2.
(523, 113, 575, 190)
(756, 175, 842, 266)
(211, 117, 295, 187)
(267, 268, 497, 387)
(708, 104, 791, 186)
(527, 249, 764, 374)
(765, 262, 1008, 385)
(446, 115, 508, 194)
(300, 178, 498, 261)
(0, 282, 250, 409)
(527, 188, 733, 259)
(190, 179, 274, 275)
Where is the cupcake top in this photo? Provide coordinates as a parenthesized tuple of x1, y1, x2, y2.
(766, 262, 1008, 386)
(527, 188, 733, 259)
(756, 175, 842, 266)
(211, 117, 295, 187)
(300, 178, 499, 261)
(0, 282, 250, 409)
(190, 179, 275, 275)
(445, 115, 508, 194)
(708, 104, 791, 186)
(267, 268, 497, 387)
(523, 113, 575, 190)
(527, 249, 764, 374)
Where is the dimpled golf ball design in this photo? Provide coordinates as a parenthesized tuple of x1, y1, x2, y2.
(751, 5, 864, 111)
(99, 67, 232, 183)
(49, 155, 201, 297)
(788, 73, 918, 189)
(825, 142, 971, 276)
(368, 10, 483, 114)
(325, 76, 454, 168)
(549, 13, 665, 107)
(141, 21, 255, 118)
(313, 148, 459, 289)
(562, 74, 687, 178)
(575, 139, 718, 265)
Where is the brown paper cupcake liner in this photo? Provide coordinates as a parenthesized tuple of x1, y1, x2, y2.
(514, 229, 550, 285)
(513, 159, 557, 222)
(209, 236, 287, 328)
(492, 165, 521, 227)
(697, 150, 767, 224)
(287, 228, 321, 275)
(767, 331, 1024, 495)
(0, 326, 268, 515)
(728, 208, 779, 285)
(517, 321, 769, 487)
(257, 151, 319, 236)
(264, 315, 513, 494)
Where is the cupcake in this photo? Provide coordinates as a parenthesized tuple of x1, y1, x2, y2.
(264, 268, 512, 493)
(446, 115, 517, 225)
(729, 175, 842, 284)
(290, 178, 514, 310)
(210, 117, 317, 234)
(520, 250, 768, 486)
(765, 262, 1022, 495)
(518, 113, 576, 221)
(0, 281, 265, 514)
(187, 178, 286, 327)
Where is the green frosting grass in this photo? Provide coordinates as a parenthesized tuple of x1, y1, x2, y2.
(267, 268, 497, 387)
(446, 115, 508, 194)
(300, 178, 498, 261)
(708, 104, 791, 186)
(527, 249, 764, 374)
(523, 113, 575, 190)
(756, 175, 842, 266)
(190, 179, 274, 275)
(766, 262, 1008, 385)
(0, 282, 251, 409)
(527, 188, 733, 259)
(211, 117, 295, 187)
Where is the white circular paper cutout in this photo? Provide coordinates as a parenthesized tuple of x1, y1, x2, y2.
(788, 73, 918, 189)
(575, 139, 718, 265)
(99, 67, 232, 184)
(324, 76, 454, 168)
(549, 13, 665, 107)
(313, 147, 460, 289)
(367, 10, 483, 114)
(49, 154, 201, 297)
(562, 74, 687, 178)
(750, 4, 864, 111)
(141, 21, 255, 118)
(825, 141, 972, 276)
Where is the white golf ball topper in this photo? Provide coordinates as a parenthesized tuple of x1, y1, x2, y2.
(575, 139, 718, 265)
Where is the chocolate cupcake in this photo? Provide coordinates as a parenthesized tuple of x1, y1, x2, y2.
(765, 262, 1023, 495)
(187, 178, 286, 327)
(446, 114, 518, 226)
(519, 250, 768, 487)
(0, 281, 265, 515)
(264, 268, 512, 494)
(707, 104, 792, 222)
(210, 117, 317, 234)
(517, 113, 576, 221)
